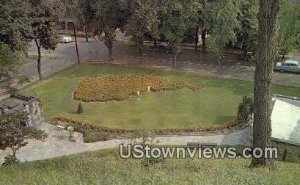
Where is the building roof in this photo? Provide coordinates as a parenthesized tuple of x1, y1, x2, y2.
(0, 94, 39, 114)
(271, 95, 300, 145)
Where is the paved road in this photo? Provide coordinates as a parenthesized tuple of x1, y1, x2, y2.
(22, 36, 135, 82)
(21, 36, 300, 87)
(0, 123, 252, 164)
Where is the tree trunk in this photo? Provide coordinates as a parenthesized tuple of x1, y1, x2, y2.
(73, 24, 80, 64)
(103, 30, 114, 62)
(251, 0, 279, 169)
(154, 39, 157, 47)
(84, 26, 89, 43)
(173, 54, 177, 68)
(138, 47, 143, 56)
(108, 46, 113, 61)
(218, 50, 223, 68)
(195, 26, 199, 52)
(11, 147, 17, 161)
(201, 29, 207, 53)
(242, 48, 248, 59)
(34, 39, 42, 80)
(138, 38, 143, 56)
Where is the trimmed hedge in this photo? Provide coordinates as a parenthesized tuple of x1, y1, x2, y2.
(73, 74, 203, 102)
(237, 96, 253, 123)
(52, 116, 240, 143)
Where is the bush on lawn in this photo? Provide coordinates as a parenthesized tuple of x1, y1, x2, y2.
(52, 117, 239, 143)
(237, 96, 254, 123)
(73, 75, 203, 102)
(2, 154, 20, 166)
(77, 102, 84, 114)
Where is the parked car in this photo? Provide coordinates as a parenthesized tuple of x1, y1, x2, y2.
(59, 35, 72, 43)
(274, 60, 300, 73)
(150, 42, 171, 53)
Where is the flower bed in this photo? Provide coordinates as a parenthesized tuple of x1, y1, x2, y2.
(73, 74, 203, 102)
(52, 116, 240, 143)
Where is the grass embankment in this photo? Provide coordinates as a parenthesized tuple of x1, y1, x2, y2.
(25, 64, 300, 130)
(0, 149, 299, 185)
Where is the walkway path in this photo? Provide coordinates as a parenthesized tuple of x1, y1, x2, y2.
(0, 123, 252, 164)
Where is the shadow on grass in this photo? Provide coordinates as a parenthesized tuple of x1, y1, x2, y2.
(213, 116, 237, 126)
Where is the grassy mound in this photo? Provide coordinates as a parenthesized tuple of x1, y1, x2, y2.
(73, 74, 202, 102)
(0, 149, 299, 184)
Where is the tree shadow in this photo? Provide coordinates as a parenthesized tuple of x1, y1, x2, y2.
(220, 128, 253, 146)
(213, 116, 237, 126)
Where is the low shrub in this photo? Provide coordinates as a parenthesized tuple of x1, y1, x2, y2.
(237, 96, 253, 123)
(2, 155, 20, 166)
(52, 117, 239, 143)
(77, 102, 83, 114)
(73, 75, 203, 102)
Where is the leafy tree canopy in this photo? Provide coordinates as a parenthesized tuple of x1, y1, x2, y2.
(126, 0, 158, 54)
(158, 0, 200, 54)
(204, 0, 240, 65)
(0, 0, 31, 51)
(235, 0, 259, 55)
(277, 0, 300, 59)
(27, 0, 63, 80)
(0, 43, 22, 84)
(86, 0, 130, 60)
(0, 112, 47, 163)
(28, 0, 63, 50)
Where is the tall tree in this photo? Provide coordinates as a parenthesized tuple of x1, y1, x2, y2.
(88, 0, 129, 61)
(236, 0, 259, 58)
(197, 0, 207, 52)
(0, 43, 28, 89)
(0, 0, 31, 51)
(0, 113, 47, 164)
(28, 0, 63, 80)
(159, 0, 200, 68)
(0, 44, 20, 79)
(251, 0, 279, 168)
(62, 0, 91, 64)
(71, 0, 90, 42)
(204, 0, 240, 67)
(0, 0, 30, 88)
(127, 0, 158, 55)
(277, 0, 300, 59)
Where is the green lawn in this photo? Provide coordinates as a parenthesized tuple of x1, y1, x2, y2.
(25, 64, 300, 130)
(0, 149, 299, 185)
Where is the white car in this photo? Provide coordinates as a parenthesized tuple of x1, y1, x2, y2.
(59, 35, 72, 43)
(274, 60, 300, 73)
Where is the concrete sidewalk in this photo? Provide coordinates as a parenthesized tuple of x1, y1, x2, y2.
(0, 123, 252, 164)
